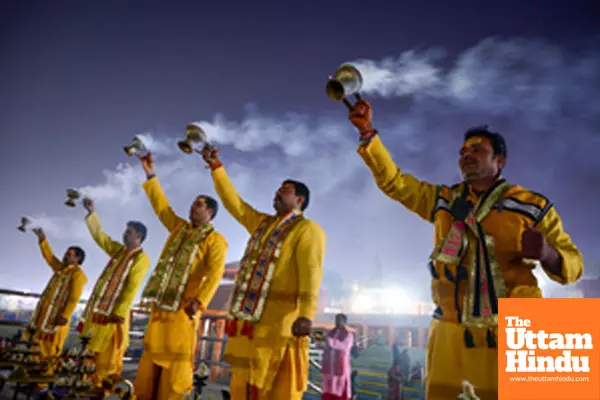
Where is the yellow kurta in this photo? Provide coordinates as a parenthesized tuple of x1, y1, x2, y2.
(134, 177, 228, 400)
(33, 239, 87, 359)
(358, 135, 583, 400)
(83, 211, 151, 385)
(211, 166, 326, 400)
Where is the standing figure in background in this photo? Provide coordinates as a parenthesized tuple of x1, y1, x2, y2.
(387, 346, 410, 400)
(202, 145, 325, 400)
(79, 198, 151, 390)
(134, 153, 228, 400)
(321, 314, 354, 400)
(411, 361, 424, 382)
(346, 100, 583, 399)
(29, 228, 87, 367)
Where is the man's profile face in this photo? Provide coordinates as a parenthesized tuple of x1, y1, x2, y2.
(62, 248, 79, 265)
(458, 136, 503, 182)
(189, 196, 212, 224)
(273, 182, 302, 214)
(123, 226, 140, 247)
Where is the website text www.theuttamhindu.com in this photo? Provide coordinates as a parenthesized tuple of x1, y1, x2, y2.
(508, 376, 590, 383)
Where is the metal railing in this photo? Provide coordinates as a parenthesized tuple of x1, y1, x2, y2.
(0, 287, 426, 397)
(307, 358, 323, 394)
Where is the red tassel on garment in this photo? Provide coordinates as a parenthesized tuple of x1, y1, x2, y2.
(241, 321, 254, 339)
(225, 320, 237, 337)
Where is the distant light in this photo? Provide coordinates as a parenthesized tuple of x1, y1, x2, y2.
(351, 293, 374, 313)
(348, 286, 428, 315)
(382, 288, 409, 311)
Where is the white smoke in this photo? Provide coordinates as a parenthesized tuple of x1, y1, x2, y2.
(136, 133, 178, 156)
(9, 37, 600, 298)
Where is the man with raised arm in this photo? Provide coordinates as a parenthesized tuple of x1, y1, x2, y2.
(29, 228, 87, 364)
(134, 153, 228, 400)
(346, 100, 583, 399)
(78, 198, 151, 390)
(201, 145, 326, 400)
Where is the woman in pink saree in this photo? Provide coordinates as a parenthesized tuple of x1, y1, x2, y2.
(321, 314, 354, 400)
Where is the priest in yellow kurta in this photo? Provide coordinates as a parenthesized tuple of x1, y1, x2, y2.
(201, 145, 326, 400)
(28, 228, 87, 366)
(77, 198, 151, 389)
(134, 153, 228, 400)
(345, 100, 583, 400)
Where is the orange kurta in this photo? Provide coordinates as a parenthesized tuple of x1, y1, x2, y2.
(31, 239, 87, 360)
(358, 135, 583, 399)
(211, 166, 326, 400)
(134, 177, 228, 400)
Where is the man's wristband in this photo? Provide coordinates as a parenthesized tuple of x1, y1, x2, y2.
(359, 129, 378, 143)
(209, 160, 223, 170)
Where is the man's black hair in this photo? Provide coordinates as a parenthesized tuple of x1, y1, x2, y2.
(68, 246, 86, 265)
(127, 221, 148, 242)
(283, 179, 310, 211)
(335, 313, 348, 323)
(202, 195, 219, 220)
(464, 125, 507, 158)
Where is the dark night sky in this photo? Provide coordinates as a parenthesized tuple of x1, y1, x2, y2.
(1, 1, 598, 300)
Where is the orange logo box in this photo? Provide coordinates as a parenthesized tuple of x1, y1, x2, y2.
(499, 298, 600, 400)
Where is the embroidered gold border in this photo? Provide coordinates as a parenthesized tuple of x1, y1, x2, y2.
(93, 254, 137, 316)
(30, 267, 75, 334)
(80, 265, 106, 323)
(155, 244, 200, 312)
(142, 224, 189, 303)
(230, 213, 303, 323)
(229, 217, 273, 321)
(142, 224, 213, 312)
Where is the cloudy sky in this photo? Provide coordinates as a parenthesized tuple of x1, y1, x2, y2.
(1, 1, 598, 301)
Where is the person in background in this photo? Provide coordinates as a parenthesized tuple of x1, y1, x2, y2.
(387, 345, 410, 400)
(411, 361, 424, 382)
(321, 314, 354, 400)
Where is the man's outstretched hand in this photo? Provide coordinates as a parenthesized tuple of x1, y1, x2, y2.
(32, 228, 46, 243)
(348, 100, 374, 134)
(200, 145, 221, 168)
(137, 152, 155, 177)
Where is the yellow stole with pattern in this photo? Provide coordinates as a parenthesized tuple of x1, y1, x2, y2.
(141, 223, 214, 312)
(80, 249, 142, 324)
(229, 211, 304, 324)
(29, 265, 77, 338)
(430, 180, 510, 329)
